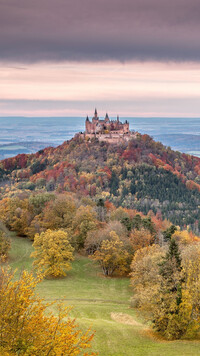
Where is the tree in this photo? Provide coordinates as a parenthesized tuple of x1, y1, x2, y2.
(91, 231, 130, 276)
(43, 195, 76, 230)
(72, 206, 97, 249)
(0, 268, 96, 355)
(0, 231, 10, 262)
(178, 244, 200, 338)
(130, 244, 164, 309)
(130, 228, 154, 253)
(153, 237, 184, 339)
(85, 221, 128, 255)
(31, 229, 74, 278)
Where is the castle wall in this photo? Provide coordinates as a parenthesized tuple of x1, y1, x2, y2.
(79, 131, 136, 144)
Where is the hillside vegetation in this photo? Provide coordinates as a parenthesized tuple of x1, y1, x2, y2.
(0, 133, 199, 230)
(1, 134, 200, 353)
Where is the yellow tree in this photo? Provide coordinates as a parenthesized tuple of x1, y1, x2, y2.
(178, 244, 200, 338)
(0, 231, 10, 262)
(91, 231, 130, 276)
(31, 229, 74, 278)
(130, 244, 164, 309)
(0, 268, 96, 355)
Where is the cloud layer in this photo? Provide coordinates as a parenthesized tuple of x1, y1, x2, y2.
(1, 0, 200, 63)
(1, 61, 200, 117)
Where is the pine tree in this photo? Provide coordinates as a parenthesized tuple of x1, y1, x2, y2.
(153, 228, 184, 339)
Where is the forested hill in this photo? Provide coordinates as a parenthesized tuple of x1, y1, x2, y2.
(0, 133, 200, 230)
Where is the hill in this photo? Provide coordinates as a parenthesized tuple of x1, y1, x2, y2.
(0, 132, 200, 230)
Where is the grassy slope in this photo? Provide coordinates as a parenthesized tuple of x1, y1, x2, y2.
(7, 234, 200, 356)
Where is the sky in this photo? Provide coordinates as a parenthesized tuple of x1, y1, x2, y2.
(1, 0, 200, 117)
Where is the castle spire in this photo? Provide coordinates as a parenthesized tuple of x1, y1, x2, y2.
(94, 108, 98, 117)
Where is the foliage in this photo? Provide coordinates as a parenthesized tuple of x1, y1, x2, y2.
(91, 231, 130, 276)
(130, 245, 164, 309)
(131, 233, 200, 340)
(0, 134, 200, 230)
(0, 231, 10, 261)
(42, 195, 76, 230)
(72, 206, 98, 249)
(129, 228, 155, 253)
(152, 237, 183, 339)
(85, 221, 128, 255)
(0, 268, 96, 355)
(31, 229, 74, 278)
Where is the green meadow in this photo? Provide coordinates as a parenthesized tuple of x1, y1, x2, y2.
(7, 233, 200, 356)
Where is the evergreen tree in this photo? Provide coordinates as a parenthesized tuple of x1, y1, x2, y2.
(153, 228, 184, 339)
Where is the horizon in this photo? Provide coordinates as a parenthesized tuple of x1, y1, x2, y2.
(0, 115, 200, 119)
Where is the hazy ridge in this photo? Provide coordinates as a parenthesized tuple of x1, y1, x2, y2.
(0, 117, 199, 159)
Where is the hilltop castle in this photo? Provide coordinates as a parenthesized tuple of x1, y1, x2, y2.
(85, 109, 130, 135)
(78, 109, 135, 144)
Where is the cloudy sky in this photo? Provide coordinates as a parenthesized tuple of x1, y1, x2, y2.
(1, 0, 200, 117)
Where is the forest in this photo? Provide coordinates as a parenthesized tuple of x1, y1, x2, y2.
(0, 133, 199, 230)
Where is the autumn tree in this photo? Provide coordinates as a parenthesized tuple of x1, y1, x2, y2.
(131, 238, 200, 339)
(42, 195, 76, 230)
(130, 228, 155, 253)
(130, 244, 164, 309)
(178, 244, 200, 338)
(31, 229, 74, 278)
(0, 268, 96, 355)
(85, 221, 128, 255)
(0, 230, 10, 262)
(91, 231, 130, 276)
(72, 205, 97, 249)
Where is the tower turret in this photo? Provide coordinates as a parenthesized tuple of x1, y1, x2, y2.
(105, 113, 109, 122)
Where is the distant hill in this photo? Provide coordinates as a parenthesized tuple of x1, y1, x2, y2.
(0, 133, 200, 230)
(0, 141, 55, 160)
(154, 134, 200, 157)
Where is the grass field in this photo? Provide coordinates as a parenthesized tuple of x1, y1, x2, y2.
(7, 233, 200, 356)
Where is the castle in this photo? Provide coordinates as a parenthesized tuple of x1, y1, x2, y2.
(78, 109, 135, 143)
(85, 109, 129, 134)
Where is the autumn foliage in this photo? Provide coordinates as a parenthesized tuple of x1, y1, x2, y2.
(0, 268, 96, 355)
(31, 229, 74, 278)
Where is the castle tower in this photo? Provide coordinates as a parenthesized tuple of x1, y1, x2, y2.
(123, 120, 129, 134)
(94, 108, 98, 119)
(85, 116, 91, 133)
(105, 113, 109, 122)
(92, 108, 99, 124)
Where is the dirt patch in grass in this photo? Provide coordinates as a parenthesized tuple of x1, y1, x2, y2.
(110, 312, 143, 326)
